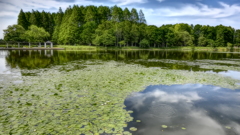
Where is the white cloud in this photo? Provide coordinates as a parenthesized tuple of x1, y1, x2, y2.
(110, 0, 147, 5)
(146, 2, 240, 19)
(137, 2, 240, 29)
(157, 0, 165, 3)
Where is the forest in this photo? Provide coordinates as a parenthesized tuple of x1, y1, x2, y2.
(3, 5, 240, 48)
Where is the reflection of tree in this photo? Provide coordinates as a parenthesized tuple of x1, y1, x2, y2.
(139, 51, 149, 60)
(4, 50, 240, 70)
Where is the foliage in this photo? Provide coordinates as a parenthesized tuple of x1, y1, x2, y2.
(140, 39, 150, 48)
(24, 25, 50, 42)
(4, 5, 240, 47)
(3, 24, 25, 42)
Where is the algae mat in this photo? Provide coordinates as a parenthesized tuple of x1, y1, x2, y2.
(0, 61, 239, 135)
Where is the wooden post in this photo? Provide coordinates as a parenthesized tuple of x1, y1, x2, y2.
(39, 42, 41, 47)
(29, 43, 31, 48)
(51, 43, 53, 48)
(6, 43, 8, 48)
(44, 43, 46, 48)
(18, 43, 20, 48)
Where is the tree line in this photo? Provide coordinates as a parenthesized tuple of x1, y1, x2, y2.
(3, 5, 240, 47)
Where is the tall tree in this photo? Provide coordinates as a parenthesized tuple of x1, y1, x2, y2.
(138, 9, 146, 24)
(29, 10, 38, 26)
(111, 5, 123, 22)
(17, 9, 28, 30)
(123, 8, 131, 21)
(130, 23, 139, 46)
(80, 21, 97, 45)
(123, 21, 132, 46)
(84, 5, 97, 22)
(193, 24, 202, 46)
(130, 8, 139, 23)
(52, 7, 64, 43)
(235, 30, 240, 46)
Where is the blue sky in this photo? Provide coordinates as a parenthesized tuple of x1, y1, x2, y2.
(0, 0, 240, 39)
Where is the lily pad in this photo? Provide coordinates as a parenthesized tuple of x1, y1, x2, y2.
(130, 127, 137, 131)
(161, 125, 168, 128)
(225, 126, 231, 129)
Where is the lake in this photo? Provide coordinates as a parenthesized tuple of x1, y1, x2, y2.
(0, 50, 240, 135)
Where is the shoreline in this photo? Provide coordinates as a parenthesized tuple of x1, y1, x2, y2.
(0, 47, 65, 50)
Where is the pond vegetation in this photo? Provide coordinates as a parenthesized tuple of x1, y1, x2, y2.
(0, 50, 240, 134)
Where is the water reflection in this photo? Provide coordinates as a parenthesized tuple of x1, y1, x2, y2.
(2, 50, 240, 71)
(124, 84, 240, 135)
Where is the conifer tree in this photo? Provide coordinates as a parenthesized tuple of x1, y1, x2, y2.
(17, 9, 28, 30)
(130, 8, 139, 23)
(123, 8, 131, 21)
(138, 9, 146, 24)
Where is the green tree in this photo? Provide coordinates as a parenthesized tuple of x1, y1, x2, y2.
(111, 5, 123, 22)
(52, 7, 64, 43)
(130, 23, 139, 46)
(97, 6, 111, 23)
(24, 25, 50, 43)
(193, 24, 202, 46)
(123, 8, 131, 21)
(138, 9, 146, 24)
(3, 24, 25, 42)
(146, 25, 159, 47)
(17, 9, 28, 30)
(130, 8, 139, 23)
(123, 21, 132, 46)
(81, 21, 97, 45)
(58, 6, 73, 44)
(198, 35, 208, 46)
(235, 30, 240, 47)
(84, 5, 97, 22)
(140, 39, 149, 48)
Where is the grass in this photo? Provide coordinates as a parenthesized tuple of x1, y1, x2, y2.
(1, 44, 240, 52)
(55, 45, 98, 51)
(53, 45, 240, 52)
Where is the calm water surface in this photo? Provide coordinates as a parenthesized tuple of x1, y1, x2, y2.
(1, 50, 240, 135)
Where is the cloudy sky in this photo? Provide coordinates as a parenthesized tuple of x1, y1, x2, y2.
(0, 0, 240, 39)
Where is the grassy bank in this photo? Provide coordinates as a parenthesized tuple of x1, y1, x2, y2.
(54, 45, 240, 52)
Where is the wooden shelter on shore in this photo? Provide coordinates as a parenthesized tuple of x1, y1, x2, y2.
(1, 41, 54, 48)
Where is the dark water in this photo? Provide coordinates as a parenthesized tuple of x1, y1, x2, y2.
(1, 50, 240, 71)
(1, 50, 240, 135)
(125, 84, 240, 135)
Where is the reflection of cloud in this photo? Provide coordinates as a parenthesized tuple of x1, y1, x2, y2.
(128, 89, 202, 109)
(127, 91, 226, 135)
(186, 111, 225, 135)
(214, 105, 240, 119)
(126, 84, 240, 135)
(229, 122, 240, 135)
(152, 90, 202, 103)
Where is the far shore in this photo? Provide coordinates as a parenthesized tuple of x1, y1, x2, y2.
(0, 47, 65, 50)
(0, 45, 239, 52)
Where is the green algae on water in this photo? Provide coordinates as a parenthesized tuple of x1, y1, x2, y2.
(0, 61, 239, 135)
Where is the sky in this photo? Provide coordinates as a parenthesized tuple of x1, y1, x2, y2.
(0, 0, 240, 39)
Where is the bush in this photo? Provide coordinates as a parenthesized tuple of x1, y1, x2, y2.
(227, 42, 233, 48)
(140, 39, 150, 48)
